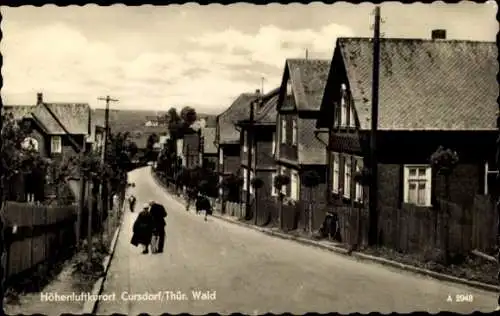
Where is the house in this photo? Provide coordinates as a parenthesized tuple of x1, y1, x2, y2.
(201, 126, 217, 171)
(3, 92, 91, 201)
(215, 92, 260, 201)
(274, 59, 331, 224)
(4, 93, 91, 163)
(87, 114, 105, 154)
(235, 87, 280, 206)
(181, 130, 202, 169)
(144, 115, 167, 127)
(315, 32, 498, 214)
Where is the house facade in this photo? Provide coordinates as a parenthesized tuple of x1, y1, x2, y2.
(236, 88, 280, 209)
(316, 35, 498, 215)
(274, 59, 331, 229)
(201, 126, 217, 171)
(215, 92, 260, 201)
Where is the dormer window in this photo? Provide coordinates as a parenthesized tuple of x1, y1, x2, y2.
(22, 137, 39, 151)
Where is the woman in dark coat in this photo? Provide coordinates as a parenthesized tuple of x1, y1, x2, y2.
(131, 203, 154, 254)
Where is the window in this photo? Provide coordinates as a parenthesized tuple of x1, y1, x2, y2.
(340, 84, 347, 127)
(286, 80, 293, 96)
(333, 101, 340, 129)
(271, 173, 278, 196)
(219, 148, 224, 164)
(271, 132, 276, 155)
(292, 119, 298, 146)
(242, 168, 248, 191)
(349, 105, 356, 128)
(280, 166, 287, 195)
(484, 162, 498, 195)
(354, 157, 364, 202)
(51, 136, 62, 154)
(250, 171, 255, 195)
(218, 176, 224, 196)
(21, 137, 39, 151)
(281, 117, 287, 144)
(291, 170, 299, 200)
(331, 152, 340, 193)
(403, 165, 432, 207)
(243, 131, 248, 152)
(343, 157, 351, 198)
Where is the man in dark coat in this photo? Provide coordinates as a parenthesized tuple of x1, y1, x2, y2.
(148, 200, 167, 253)
(131, 203, 154, 254)
(196, 193, 212, 221)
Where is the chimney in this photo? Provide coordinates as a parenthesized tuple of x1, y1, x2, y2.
(431, 29, 446, 40)
(36, 92, 43, 105)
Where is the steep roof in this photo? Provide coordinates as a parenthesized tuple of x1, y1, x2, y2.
(2, 105, 35, 120)
(254, 88, 280, 125)
(4, 103, 91, 135)
(319, 37, 498, 131)
(217, 93, 259, 145)
(280, 59, 331, 111)
(202, 127, 217, 154)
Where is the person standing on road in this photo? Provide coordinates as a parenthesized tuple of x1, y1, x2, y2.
(128, 194, 137, 212)
(148, 200, 167, 253)
(185, 186, 198, 212)
(195, 192, 212, 221)
(131, 203, 154, 254)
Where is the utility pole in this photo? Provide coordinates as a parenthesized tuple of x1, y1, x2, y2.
(305, 49, 309, 60)
(0, 96, 5, 314)
(246, 92, 258, 220)
(261, 77, 265, 95)
(368, 6, 381, 246)
(496, 111, 500, 309)
(97, 96, 118, 239)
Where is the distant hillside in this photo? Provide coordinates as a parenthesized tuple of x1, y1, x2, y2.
(91, 109, 217, 148)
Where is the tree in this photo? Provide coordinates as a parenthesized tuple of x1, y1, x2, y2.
(145, 133, 159, 162)
(167, 108, 182, 139)
(430, 145, 459, 264)
(180, 106, 197, 127)
(273, 174, 290, 229)
(302, 170, 320, 235)
(251, 177, 264, 225)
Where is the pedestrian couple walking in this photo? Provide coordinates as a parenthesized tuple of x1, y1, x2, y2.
(185, 187, 213, 221)
(131, 200, 167, 254)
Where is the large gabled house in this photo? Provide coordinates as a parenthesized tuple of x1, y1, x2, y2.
(215, 92, 260, 201)
(316, 33, 498, 214)
(235, 88, 280, 208)
(4, 93, 91, 163)
(3, 92, 92, 201)
(274, 59, 331, 216)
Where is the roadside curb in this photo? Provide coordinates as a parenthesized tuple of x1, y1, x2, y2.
(81, 218, 123, 314)
(151, 168, 500, 293)
(211, 213, 500, 293)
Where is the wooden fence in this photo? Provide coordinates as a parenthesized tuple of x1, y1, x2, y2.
(335, 194, 498, 257)
(1, 201, 77, 284)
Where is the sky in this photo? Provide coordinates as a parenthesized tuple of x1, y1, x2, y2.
(1, 1, 497, 114)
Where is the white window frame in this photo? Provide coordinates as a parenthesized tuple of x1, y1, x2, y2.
(242, 168, 248, 191)
(484, 162, 498, 195)
(243, 131, 248, 153)
(403, 165, 432, 207)
(290, 170, 299, 201)
(340, 84, 347, 127)
(250, 171, 255, 195)
(51, 136, 62, 154)
(286, 80, 293, 96)
(271, 132, 276, 155)
(349, 104, 356, 128)
(292, 119, 298, 146)
(271, 172, 278, 196)
(343, 156, 351, 198)
(332, 152, 340, 193)
(219, 148, 224, 164)
(354, 156, 364, 202)
(281, 117, 287, 144)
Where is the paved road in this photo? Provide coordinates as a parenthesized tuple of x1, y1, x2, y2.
(96, 167, 498, 314)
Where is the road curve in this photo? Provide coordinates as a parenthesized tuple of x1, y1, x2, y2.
(96, 167, 498, 315)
